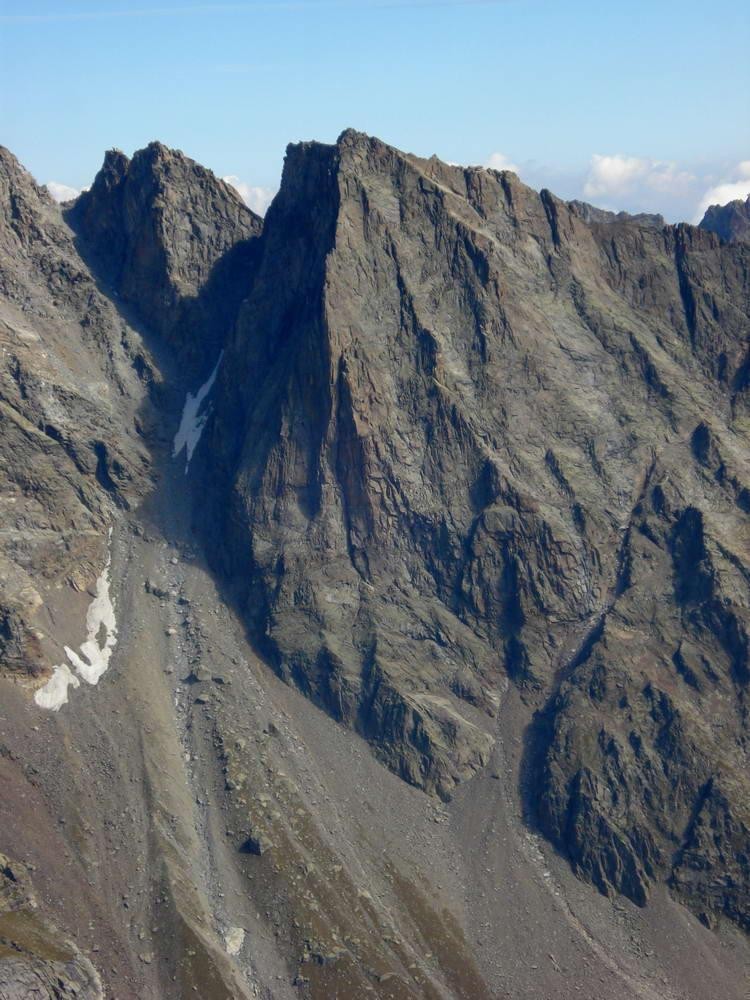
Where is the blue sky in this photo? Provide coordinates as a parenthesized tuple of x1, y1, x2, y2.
(1, 0, 749, 220)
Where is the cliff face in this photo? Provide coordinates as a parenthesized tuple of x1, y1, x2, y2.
(0, 145, 153, 682)
(206, 129, 750, 923)
(69, 142, 262, 365)
(700, 195, 750, 244)
(1, 132, 749, 999)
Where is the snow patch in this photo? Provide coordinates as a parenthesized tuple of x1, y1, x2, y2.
(34, 663, 80, 711)
(34, 531, 117, 711)
(173, 353, 223, 473)
(225, 926, 245, 956)
(63, 541, 117, 685)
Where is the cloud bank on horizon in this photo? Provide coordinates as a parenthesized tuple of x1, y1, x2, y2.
(485, 151, 750, 223)
(583, 154, 695, 202)
(695, 161, 750, 221)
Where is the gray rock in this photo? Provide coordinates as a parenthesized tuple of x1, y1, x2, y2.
(200, 129, 750, 925)
(699, 195, 750, 244)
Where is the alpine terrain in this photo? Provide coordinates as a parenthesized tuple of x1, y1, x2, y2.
(0, 130, 748, 999)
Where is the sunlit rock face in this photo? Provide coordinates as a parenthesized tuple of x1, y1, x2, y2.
(205, 129, 750, 921)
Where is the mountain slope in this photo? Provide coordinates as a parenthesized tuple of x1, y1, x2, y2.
(0, 145, 153, 688)
(0, 133, 748, 1000)
(0, 143, 262, 999)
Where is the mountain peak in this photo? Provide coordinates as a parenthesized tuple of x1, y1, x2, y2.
(699, 194, 750, 243)
(336, 126, 370, 146)
(68, 140, 263, 364)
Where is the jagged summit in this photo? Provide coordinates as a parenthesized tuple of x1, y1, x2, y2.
(0, 143, 43, 181)
(700, 194, 750, 243)
(567, 198, 665, 228)
(0, 144, 56, 232)
(68, 140, 263, 365)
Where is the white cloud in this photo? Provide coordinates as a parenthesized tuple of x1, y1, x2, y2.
(694, 161, 750, 221)
(583, 154, 644, 196)
(465, 148, 748, 224)
(485, 152, 519, 174)
(583, 154, 695, 200)
(222, 175, 275, 217)
(46, 181, 81, 203)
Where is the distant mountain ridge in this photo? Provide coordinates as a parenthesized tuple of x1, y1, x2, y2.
(699, 194, 750, 244)
(568, 198, 665, 228)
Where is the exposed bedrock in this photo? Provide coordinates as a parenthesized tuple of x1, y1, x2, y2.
(193, 130, 750, 929)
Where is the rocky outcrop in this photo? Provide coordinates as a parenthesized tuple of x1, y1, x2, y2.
(68, 142, 263, 366)
(537, 480, 749, 919)
(0, 146, 153, 681)
(568, 199, 665, 228)
(699, 195, 750, 244)
(201, 130, 750, 926)
(0, 852, 103, 998)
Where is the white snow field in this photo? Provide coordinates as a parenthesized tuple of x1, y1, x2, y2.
(172, 352, 223, 472)
(35, 531, 118, 710)
(33, 662, 80, 711)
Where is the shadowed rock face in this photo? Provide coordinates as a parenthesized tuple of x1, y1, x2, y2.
(0, 140, 262, 674)
(68, 142, 263, 366)
(205, 129, 750, 923)
(700, 195, 750, 244)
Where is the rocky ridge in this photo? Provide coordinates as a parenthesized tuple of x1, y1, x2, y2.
(68, 142, 262, 365)
(568, 199, 665, 228)
(699, 194, 750, 245)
